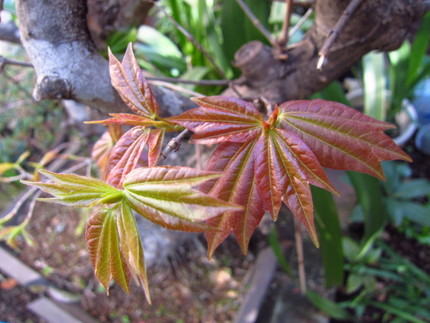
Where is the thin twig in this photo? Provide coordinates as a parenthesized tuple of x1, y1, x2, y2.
(278, 0, 294, 47)
(235, 0, 276, 47)
(21, 190, 41, 225)
(160, 129, 191, 160)
(155, 4, 228, 79)
(1, 69, 35, 99)
(288, 7, 313, 38)
(0, 55, 33, 69)
(145, 75, 229, 86)
(317, 0, 363, 70)
(0, 187, 38, 224)
(149, 80, 204, 97)
(294, 217, 307, 294)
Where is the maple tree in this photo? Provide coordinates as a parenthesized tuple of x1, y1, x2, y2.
(23, 44, 411, 302)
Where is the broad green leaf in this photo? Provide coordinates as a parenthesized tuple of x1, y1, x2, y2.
(201, 141, 265, 257)
(105, 126, 151, 188)
(277, 99, 411, 180)
(117, 203, 151, 303)
(85, 207, 131, 293)
(363, 51, 388, 121)
(221, 0, 271, 66)
(393, 179, 430, 199)
(407, 11, 430, 87)
(22, 170, 121, 207)
(306, 290, 352, 321)
(123, 166, 241, 232)
(348, 171, 386, 260)
(169, 96, 263, 144)
(312, 186, 344, 288)
(109, 44, 159, 118)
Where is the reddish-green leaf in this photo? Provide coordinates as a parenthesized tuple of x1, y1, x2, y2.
(109, 44, 159, 118)
(22, 170, 121, 207)
(92, 131, 115, 178)
(147, 128, 164, 167)
(255, 128, 338, 219)
(122, 166, 241, 232)
(116, 203, 151, 303)
(87, 113, 157, 127)
(169, 96, 263, 144)
(105, 126, 150, 188)
(86, 206, 131, 293)
(276, 100, 412, 179)
(201, 141, 265, 257)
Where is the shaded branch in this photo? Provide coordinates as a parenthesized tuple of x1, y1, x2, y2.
(0, 21, 21, 43)
(225, 0, 427, 103)
(0, 55, 33, 69)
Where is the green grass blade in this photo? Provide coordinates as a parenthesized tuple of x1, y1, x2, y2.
(347, 172, 386, 260)
(312, 186, 344, 287)
(363, 52, 388, 121)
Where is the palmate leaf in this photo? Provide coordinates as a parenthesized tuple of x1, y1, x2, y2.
(22, 170, 122, 207)
(116, 202, 151, 303)
(200, 141, 265, 257)
(109, 43, 159, 118)
(105, 126, 164, 188)
(168, 96, 263, 143)
(123, 166, 242, 232)
(86, 206, 131, 294)
(276, 100, 412, 179)
(173, 96, 411, 255)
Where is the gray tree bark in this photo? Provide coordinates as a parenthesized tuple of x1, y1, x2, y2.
(226, 0, 428, 102)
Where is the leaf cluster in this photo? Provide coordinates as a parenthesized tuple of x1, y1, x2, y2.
(23, 44, 411, 301)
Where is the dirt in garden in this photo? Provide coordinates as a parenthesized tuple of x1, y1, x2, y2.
(4, 201, 256, 323)
(0, 271, 47, 323)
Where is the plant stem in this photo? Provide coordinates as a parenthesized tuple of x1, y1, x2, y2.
(317, 0, 363, 70)
(160, 129, 191, 160)
(294, 217, 307, 294)
(278, 0, 294, 47)
(235, 0, 276, 47)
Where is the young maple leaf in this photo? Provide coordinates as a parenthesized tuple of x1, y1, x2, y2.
(170, 96, 411, 256)
(23, 166, 241, 301)
(87, 44, 181, 186)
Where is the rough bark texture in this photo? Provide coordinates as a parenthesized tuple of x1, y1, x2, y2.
(15, 0, 192, 117)
(225, 0, 428, 103)
(86, 0, 153, 49)
(13, 0, 428, 114)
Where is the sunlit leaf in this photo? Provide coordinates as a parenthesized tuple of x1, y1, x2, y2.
(276, 99, 411, 179)
(22, 170, 121, 207)
(201, 141, 265, 257)
(87, 113, 157, 127)
(117, 203, 151, 303)
(105, 126, 151, 188)
(169, 96, 263, 144)
(123, 166, 241, 232)
(85, 206, 130, 293)
(109, 43, 159, 118)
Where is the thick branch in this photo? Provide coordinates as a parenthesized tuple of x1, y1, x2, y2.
(226, 0, 427, 103)
(15, 0, 193, 117)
